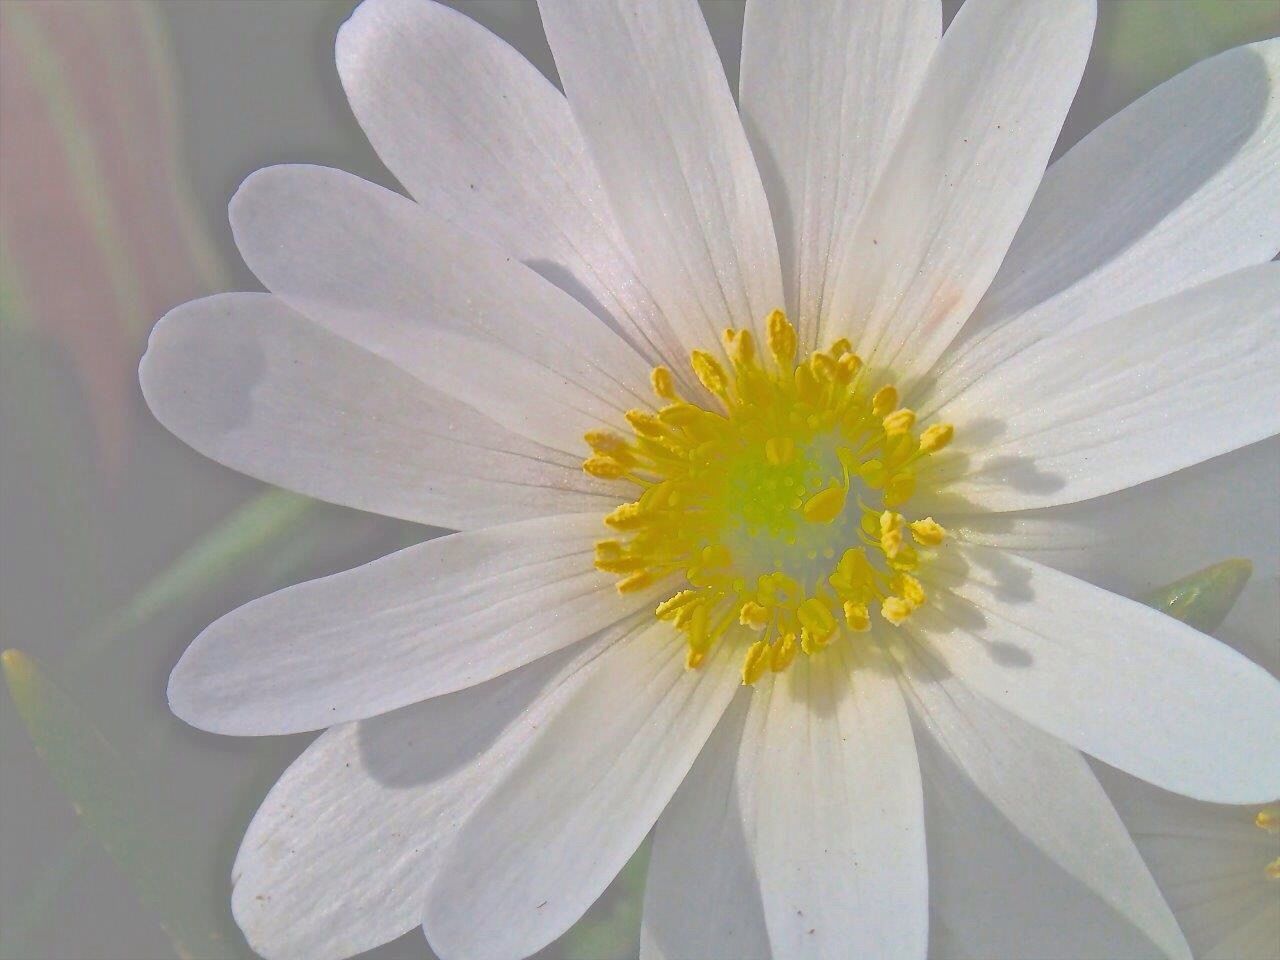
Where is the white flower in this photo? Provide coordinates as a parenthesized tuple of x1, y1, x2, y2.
(139, 1, 1280, 959)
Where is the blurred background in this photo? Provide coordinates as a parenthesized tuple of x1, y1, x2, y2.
(1, 1, 1277, 958)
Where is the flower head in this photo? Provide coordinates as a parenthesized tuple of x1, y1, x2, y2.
(141, 1, 1280, 958)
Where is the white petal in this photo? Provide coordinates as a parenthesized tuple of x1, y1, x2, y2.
(639, 692, 770, 960)
(739, 0, 940, 345)
(824, 0, 1095, 387)
(537, 0, 784, 353)
(168, 514, 654, 735)
(917, 543, 1280, 803)
(140, 293, 619, 529)
(901, 648, 1190, 960)
(743, 647, 927, 960)
(924, 265, 1280, 513)
(1095, 765, 1280, 960)
(926, 39, 1280, 409)
(422, 620, 740, 960)
(231, 642, 597, 960)
(229, 164, 654, 453)
(1218, 572, 1280, 679)
(335, 0, 686, 369)
(945, 438, 1280, 596)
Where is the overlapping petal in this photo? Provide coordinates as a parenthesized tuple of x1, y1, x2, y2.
(140, 293, 620, 530)
(422, 620, 740, 960)
(916, 544, 1280, 803)
(537, 0, 783, 353)
(168, 514, 655, 735)
(739, 0, 940, 348)
(824, 0, 1095, 387)
(335, 0, 686, 370)
(926, 38, 1280, 410)
(229, 164, 654, 452)
(923, 265, 1280, 514)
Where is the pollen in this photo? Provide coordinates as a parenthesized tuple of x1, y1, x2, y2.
(582, 310, 955, 682)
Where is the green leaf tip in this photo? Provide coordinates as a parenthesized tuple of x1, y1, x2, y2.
(1141, 558, 1253, 634)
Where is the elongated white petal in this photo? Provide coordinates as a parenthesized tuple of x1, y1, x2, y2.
(918, 544, 1280, 803)
(229, 164, 654, 453)
(901, 649, 1190, 960)
(231, 642, 599, 960)
(926, 39, 1280, 410)
(537, 0, 783, 353)
(739, 0, 939, 345)
(140, 293, 619, 529)
(946, 438, 1280, 595)
(924, 265, 1280, 513)
(168, 514, 654, 735)
(1096, 765, 1280, 960)
(422, 621, 740, 960)
(824, 0, 1094, 386)
(640, 693, 770, 960)
(744, 647, 926, 960)
(335, 0, 685, 369)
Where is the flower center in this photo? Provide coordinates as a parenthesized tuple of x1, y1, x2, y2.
(582, 310, 954, 684)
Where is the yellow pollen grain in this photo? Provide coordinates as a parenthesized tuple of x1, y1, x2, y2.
(1267, 857, 1280, 881)
(1257, 807, 1280, 834)
(583, 312, 957, 678)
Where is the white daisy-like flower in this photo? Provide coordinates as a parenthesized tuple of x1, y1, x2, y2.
(140, 1, 1280, 958)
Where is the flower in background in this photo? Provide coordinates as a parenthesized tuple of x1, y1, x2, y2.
(0, 0, 221, 478)
(140, 1, 1280, 959)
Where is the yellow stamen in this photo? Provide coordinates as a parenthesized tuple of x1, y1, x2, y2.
(909, 517, 947, 547)
(1267, 857, 1280, 881)
(742, 640, 771, 685)
(1256, 807, 1280, 834)
(919, 423, 955, 454)
(583, 313, 957, 679)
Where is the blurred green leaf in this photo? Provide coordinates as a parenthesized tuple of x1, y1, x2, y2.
(76, 488, 314, 664)
(2, 649, 243, 959)
(558, 840, 650, 960)
(1140, 558, 1253, 634)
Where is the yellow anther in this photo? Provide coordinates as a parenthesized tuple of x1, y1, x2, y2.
(800, 627, 828, 655)
(882, 408, 917, 436)
(1256, 807, 1280, 834)
(803, 484, 848, 524)
(584, 455, 628, 479)
(843, 601, 871, 632)
(771, 633, 799, 672)
(742, 640, 771, 685)
(658, 402, 702, 427)
(685, 648, 706, 670)
(651, 366, 679, 401)
(858, 459, 887, 489)
(880, 511, 905, 558)
(797, 596, 837, 643)
(888, 544, 920, 571)
(739, 600, 770, 631)
(892, 573, 926, 608)
(882, 596, 913, 626)
(829, 338, 852, 357)
(625, 409, 664, 438)
(838, 353, 863, 381)
(656, 591, 697, 620)
(919, 422, 955, 454)
(1267, 857, 1280, 881)
(765, 436, 795, 466)
(794, 361, 823, 405)
(830, 548, 876, 597)
(595, 540, 624, 560)
(616, 571, 655, 594)
(872, 385, 899, 418)
(884, 472, 916, 507)
(584, 430, 630, 457)
(686, 604, 712, 653)
(767, 309, 797, 366)
(723, 327, 756, 367)
(605, 501, 646, 529)
(691, 350, 730, 398)
(909, 517, 947, 547)
(811, 352, 839, 382)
